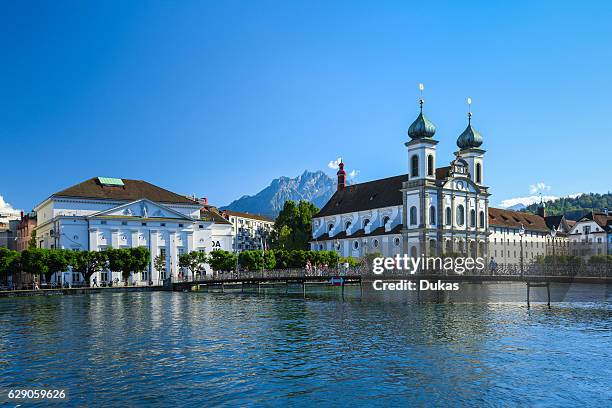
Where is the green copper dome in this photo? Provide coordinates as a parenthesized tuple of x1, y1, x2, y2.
(408, 111, 436, 139)
(457, 119, 483, 149)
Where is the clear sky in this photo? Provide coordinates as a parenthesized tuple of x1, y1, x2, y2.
(1, 1, 611, 213)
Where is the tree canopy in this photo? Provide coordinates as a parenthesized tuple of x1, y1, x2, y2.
(273, 200, 319, 249)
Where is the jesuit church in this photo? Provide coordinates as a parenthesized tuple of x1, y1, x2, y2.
(310, 96, 490, 259)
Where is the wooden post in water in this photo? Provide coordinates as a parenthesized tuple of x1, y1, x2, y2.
(547, 283, 551, 308)
(526, 283, 530, 308)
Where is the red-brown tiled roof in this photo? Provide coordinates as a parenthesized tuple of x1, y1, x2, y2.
(488, 207, 549, 232)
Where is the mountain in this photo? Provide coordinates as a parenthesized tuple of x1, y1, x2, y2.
(506, 203, 526, 211)
(221, 170, 336, 219)
(522, 192, 612, 220)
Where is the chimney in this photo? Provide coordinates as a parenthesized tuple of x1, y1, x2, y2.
(337, 160, 346, 191)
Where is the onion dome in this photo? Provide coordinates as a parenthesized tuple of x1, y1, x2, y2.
(408, 100, 437, 139)
(457, 112, 483, 149)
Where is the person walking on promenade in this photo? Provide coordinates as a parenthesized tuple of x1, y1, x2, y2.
(92, 276, 98, 287)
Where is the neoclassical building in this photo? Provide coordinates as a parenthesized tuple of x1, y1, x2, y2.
(34, 177, 233, 285)
(311, 98, 490, 258)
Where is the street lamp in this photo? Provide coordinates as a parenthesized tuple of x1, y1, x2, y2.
(335, 239, 341, 274)
(518, 223, 525, 277)
(550, 227, 557, 268)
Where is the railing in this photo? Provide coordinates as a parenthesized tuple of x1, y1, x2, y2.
(172, 263, 611, 284)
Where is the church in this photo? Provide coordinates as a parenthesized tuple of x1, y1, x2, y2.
(310, 95, 490, 259)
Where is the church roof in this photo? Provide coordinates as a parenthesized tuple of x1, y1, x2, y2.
(488, 207, 549, 232)
(315, 168, 455, 218)
(316, 175, 406, 217)
(408, 112, 437, 139)
(50, 177, 199, 205)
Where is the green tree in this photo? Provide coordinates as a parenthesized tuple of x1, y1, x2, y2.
(106, 248, 131, 285)
(179, 251, 208, 279)
(208, 250, 237, 273)
(128, 247, 151, 283)
(0, 248, 20, 284)
(20, 249, 49, 284)
(46, 249, 75, 284)
(238, 250, 276, 271)
(273, 200, 319, 249)
(28, 230, 37, 249)
(73, 251, 108, 285)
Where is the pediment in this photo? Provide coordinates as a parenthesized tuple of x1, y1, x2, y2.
(88, 199, 192, 220)
(442, 176, 479, 193)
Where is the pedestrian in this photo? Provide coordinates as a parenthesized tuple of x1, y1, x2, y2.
(92, 276, 98, 287)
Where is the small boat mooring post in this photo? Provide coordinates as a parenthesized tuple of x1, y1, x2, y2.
(527, 283, 530, 308)
(526, 282, 551, 309)
(302, 281, 306, 297)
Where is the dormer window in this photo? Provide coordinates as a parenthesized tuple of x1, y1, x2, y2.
(363, 219, 370, 228)
(345, 221, 352, 230)
(328, 223, 334, 232)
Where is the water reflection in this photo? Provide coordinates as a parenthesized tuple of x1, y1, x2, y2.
(0, 285, 610, 407)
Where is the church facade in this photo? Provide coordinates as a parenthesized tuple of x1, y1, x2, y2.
(311, 98, 490, 259)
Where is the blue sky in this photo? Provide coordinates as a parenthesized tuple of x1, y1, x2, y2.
(1, 1, 611, 213)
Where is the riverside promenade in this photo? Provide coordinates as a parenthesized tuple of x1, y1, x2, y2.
(0, 285, 162, 298)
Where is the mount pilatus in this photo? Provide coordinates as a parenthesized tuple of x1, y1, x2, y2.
(221, 170, 336, 219)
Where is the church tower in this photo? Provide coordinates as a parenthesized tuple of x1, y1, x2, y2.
(456, 98, 485, 186)
(405, 85, 438, 181)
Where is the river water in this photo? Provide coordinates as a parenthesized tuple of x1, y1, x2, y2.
(0, 283, 610, 406)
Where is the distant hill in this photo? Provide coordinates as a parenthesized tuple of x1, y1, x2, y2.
(523, 192, 612, 220)
(221, 170, 337, 219)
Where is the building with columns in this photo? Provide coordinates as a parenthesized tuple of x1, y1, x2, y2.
(34, 177, 232, 285)
(311, 98, 490, 259)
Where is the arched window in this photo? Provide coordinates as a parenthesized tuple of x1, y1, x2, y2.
(353, 241, 359, 250)
(470, 209, 476, 227)
(410, 246, 417, 258)
(427, 155, 434, 176)
(411, 155, 419, 178)
(394, 237, 400, 246)
(429, 205, 436, 225)
(476, 163, 482, 183)
(328, 223, 334, 232)
(479, 211, 485, 227)
(445, 207, 451, 226)
(373, 239, 379, 248)
(382, 216, 390, 226)
(345, 221, 351, 230)
(410, 206, 417, 225)
(457, 205, 465, 226)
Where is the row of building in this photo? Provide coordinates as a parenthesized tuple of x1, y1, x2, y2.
(309, 99, 612, 265)
(1, 177, 273, 286)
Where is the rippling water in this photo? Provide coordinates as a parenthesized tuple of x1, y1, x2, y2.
(0, 284, 611, 406)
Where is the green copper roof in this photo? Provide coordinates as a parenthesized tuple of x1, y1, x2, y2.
(408, 111, 436, 139)
(97, 177, 124, 187)
(457, 122, 483, 150)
